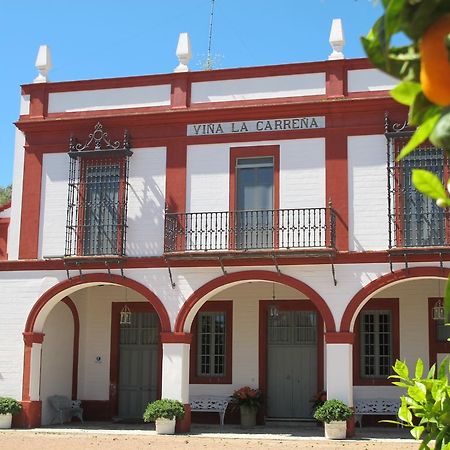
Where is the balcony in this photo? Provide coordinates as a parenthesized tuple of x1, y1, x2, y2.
(164, 207, 336, 258)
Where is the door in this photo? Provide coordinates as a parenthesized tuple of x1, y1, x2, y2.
(236, 157, 274, 249)
(118, 311, 159, 419)
(267, 310, 317, 418)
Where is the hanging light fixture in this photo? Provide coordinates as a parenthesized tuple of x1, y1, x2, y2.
(432, 298, 445, 321)
(120, 287, 132, 325)
(269, 282, 279, 318)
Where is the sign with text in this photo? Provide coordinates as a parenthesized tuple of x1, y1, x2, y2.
(187, 116, 325, 136)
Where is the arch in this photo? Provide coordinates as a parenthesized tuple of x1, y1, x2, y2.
(341, 266, 450, 332)
(25, 273, 171, 333)
(175, 270, 336, 333)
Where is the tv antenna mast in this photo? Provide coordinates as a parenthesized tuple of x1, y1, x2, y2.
(205, 0, 216, 70)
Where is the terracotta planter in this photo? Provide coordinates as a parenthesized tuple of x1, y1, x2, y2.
(0, 414, 12, 429)
(155, 417, 176, 434)
(240, 405, 257, 428)
(324, 421, 347, 439)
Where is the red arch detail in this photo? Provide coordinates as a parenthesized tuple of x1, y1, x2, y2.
(340, 266, 450, 332)
(175, 270, 336, 333)
(25, 273, 171, 333)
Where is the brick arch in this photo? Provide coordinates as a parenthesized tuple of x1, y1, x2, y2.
(175, 270, 336, 333)
(25, 273, 171, 333)
(340, 266, 450, 332)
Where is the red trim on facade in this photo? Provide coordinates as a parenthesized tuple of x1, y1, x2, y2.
(24, 273, 170, 333)
(325, 332, 354, 344)
(23, 332, 45, 346)
(175, 270, 336, 333)
(62, 297, 80, 400)
(353, 298, 399, 386)
(189, 301, 233, 385)
(176, 404, 191, 433)
(160, 332, 192, 344)
(326, 60, 346, 98)
(12, 400, 42, 429)
(0, 218, 9, 260)
(229, 145, 280, 249)
(428, 298, 450, 366)
(340, 267, 450, 332)
(21, 332, 45, 402)
(171, 73, 190, 109)
(325, 128, 348, 250)
(0, 201, 11, 212)
(81, 400, 111, 421)
(18, 147, 42, 259)
(29, 87, 48, 118)
(258, 299, 324, 417)
(110, 302, 162, 418)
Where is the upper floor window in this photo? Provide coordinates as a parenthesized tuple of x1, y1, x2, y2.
(65, 123, 132, 257)
(387, 119, 449, 248)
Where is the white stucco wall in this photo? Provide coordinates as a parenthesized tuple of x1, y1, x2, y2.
(40, 301, 74, 425)
(126, 147, 166, 257)
(347, 69, 397, 92)
(191, 73, 326, 103)
(348, 135, 388, 251)
(7, 130, 25, 260)
(48, 85, 171, 113)
(39, 153, 70, 258)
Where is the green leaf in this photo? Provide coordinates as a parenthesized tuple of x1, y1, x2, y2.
(397, 113, 441, 160)
(394, 359, 409, 379)
(408, 92, 440, 126)
(398, 403, 413, 424)
(438, 356, 449, 380)
(427, 364, 436, 379)
(391, 81, 422, 106)
(415, 358, 424, 379)
(412, 169, 448, 200)
(411, 425, 425, 440)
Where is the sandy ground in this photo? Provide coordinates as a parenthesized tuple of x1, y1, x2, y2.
(0, 431, 420, 450)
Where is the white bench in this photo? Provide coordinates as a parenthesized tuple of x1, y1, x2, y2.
(354, 398, 400, 427)
(189, 396, 230, 428)
(48, 395, 84, 425)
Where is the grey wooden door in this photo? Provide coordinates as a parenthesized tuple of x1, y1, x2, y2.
(118, 312, 159, 419)
(267, 310, 317, 418)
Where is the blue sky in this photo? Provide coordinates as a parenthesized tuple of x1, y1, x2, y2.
(0, 0, 383, 187)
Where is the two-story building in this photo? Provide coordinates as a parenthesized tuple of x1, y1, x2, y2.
(0, 30, 449, 431)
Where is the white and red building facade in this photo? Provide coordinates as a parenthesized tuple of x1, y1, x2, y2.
(0, 50, 449, 431)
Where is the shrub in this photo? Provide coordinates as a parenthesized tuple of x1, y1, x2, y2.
(313, 399, 353, 423)
(0, 397, 22, 415)
(231, 386, 263, 409)
(143, 399, 185, 422)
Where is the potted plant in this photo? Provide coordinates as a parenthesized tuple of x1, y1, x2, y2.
(231, 386, 263, 428)
(143, 399, 185, 435)
(0, 397, 22, 429)
(313, 399, 353, 439)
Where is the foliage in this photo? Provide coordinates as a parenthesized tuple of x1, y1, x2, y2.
(231, 386, 263, 410)
(387, 358, 450, 450)
(363, 0, 450, 317)
(313, 399, 353, 424)
(0, 397, 22, 415)
(0, 185, 11, 207)
(311, 390, 327, 413)
(143, 399, 185, 422)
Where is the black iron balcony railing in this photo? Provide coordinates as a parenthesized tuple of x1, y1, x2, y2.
(164, 207, 336, 253)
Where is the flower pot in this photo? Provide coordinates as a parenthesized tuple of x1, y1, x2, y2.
(324, 421, 347, 439)
(155, 417, 176, 434)
(0, 414, 12, 429)
(240, 405, 257, 428)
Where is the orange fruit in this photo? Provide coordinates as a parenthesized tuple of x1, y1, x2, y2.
(420, 14, 450, 107)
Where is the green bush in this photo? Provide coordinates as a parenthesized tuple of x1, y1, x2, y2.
(143, 399, 185, 422)
(0, 397, 22, 415)
(313, 399, 353, 423)
(387, 358, 450, 450)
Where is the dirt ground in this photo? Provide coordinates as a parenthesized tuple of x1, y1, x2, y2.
(0, 431, 420, 450)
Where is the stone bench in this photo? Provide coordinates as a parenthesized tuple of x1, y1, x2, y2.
(189, 395, 230, 428)
(354, 398, 401, 427)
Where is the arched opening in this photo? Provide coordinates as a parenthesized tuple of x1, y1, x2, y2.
(23, 274, 170, 425)
(176, 270, 334, 421)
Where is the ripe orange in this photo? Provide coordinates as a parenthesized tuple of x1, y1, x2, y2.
(420, 14, 450, 107)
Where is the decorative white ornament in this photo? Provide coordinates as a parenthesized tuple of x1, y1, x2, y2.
(328, 19, 345, 60)
(174, 33, 192, 73)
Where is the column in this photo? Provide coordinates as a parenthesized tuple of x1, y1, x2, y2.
(160, 332, 192, 432)
(16, 332, 45, 428)
(325, 332, 354, 436)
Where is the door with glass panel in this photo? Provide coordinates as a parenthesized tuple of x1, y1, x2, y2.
(236, 157, 274, 249)
(267, 310, 317, 418)
(118, 311, 159, 419)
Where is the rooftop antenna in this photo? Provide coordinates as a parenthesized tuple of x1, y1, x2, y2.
(205, 0, 216, 70)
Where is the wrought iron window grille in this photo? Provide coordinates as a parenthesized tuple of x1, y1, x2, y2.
(385, 114, 449, 250)
(65, 123, 132, 257)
